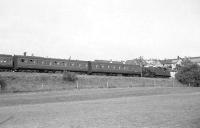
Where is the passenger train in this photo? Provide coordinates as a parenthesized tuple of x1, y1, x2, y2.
(0, 54, 170, 78)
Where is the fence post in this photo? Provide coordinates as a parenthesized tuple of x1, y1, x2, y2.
(76, 81, 79, 89)
(42, 83, 44, 89)
(99, 79, 101, 88)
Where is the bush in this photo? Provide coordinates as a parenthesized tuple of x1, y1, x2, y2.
(63, 71, 78, 82)
(0, 76, 7, 91)
(175, 63, 200, 87)
(142, 67, 156, 77)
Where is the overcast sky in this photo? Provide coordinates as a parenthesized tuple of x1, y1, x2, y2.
(0, 0, 200, 61)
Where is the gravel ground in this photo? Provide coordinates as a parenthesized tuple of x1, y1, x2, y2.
(0, 88, 200, 128)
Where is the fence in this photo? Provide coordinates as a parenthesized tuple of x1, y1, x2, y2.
(0, 72, 184, 92)
(75, 76, 183, 89)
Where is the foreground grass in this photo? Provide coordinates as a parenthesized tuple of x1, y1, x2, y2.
(1, 87, 200, 107)
(0, 87, 200, 128)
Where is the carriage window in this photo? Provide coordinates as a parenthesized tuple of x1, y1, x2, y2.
(29, 59, 35, 64)
(54, 61, 58, 65)
(75, 63, 79, 67)
(108, 65, 110, 68)
(60, 62, 65, 66)
(44, 61, 50, 65)
(70, 63, 74, 66)
(21, 59, 25, 62)
(119, 66, 121, 70)
(3, 59, 7, 63)
(36, 60, 42, 64)
(96, 65, 99, 68)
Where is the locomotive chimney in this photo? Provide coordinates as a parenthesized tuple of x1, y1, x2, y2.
(23, 52, 27, 56)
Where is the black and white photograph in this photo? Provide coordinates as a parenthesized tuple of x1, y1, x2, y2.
(0, 0, 200, 127)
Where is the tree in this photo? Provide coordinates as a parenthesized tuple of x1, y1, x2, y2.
(175, 58, 200, 87)
(135, 56, 147, 67)
(180, 57, 193, 66)
(135, 56, 147, 77)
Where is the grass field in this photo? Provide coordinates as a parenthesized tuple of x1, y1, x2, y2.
(0, 72, 183, 92)
(0, 87, 200, 128)
(1, 72, 198, 127)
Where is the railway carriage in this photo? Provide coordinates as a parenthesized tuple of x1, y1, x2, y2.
(13, 55, 51, 71)
(0, 54, 13, 71)
(64, 60, 89, 73)
(89, 61, 141, 76)
(13, 55, 89, 73)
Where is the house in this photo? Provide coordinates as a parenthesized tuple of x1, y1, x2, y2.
(126, 58, 165, 67)
(161, 56, 184, 71)
(161, 56, 200, 72)
(125, 59, 139, 65)
(145, 59, 163, 67)
(189, 56, 200, 65)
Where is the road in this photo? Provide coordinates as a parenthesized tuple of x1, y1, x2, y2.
(0, 87, 200, 128)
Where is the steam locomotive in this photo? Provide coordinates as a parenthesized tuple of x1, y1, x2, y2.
(0, 54, 170, 78)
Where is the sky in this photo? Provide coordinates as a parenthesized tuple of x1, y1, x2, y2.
(0, 0, 200, 61)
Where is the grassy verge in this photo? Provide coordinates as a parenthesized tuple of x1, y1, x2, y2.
(0, 72, 184, 93)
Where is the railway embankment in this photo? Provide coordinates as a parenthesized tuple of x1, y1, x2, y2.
(0, 72, 183, 93)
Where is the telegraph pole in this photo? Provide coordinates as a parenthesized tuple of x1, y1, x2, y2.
(139, 56, 143, 77)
